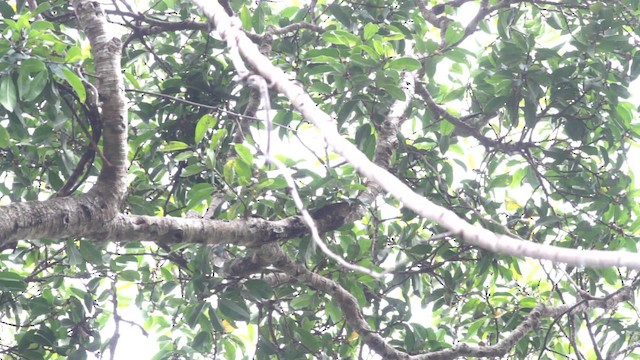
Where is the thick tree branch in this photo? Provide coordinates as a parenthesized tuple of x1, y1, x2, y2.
(73, 0, 128, 206)
(0, 195, 106, 245)
(95, 201, 354, 246)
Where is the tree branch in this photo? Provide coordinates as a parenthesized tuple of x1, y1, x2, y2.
(73, 0, 128, 206)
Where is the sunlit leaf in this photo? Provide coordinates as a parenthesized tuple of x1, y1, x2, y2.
(0, 76, 17, 112)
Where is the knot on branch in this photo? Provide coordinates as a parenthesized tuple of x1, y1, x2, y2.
(106, 38, 122, 55)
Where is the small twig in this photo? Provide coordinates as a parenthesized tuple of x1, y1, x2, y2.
(108, 278, 120, 360)
(245, 75, 272, 158)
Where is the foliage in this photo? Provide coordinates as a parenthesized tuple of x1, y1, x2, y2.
(0, 0, 639, 359)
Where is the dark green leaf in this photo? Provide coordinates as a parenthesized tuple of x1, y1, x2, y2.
(630, 50, 640, 80)
(219, 298, 251, 322)
(327, 4, 352, 28)
(79, 241, 103, 265)
(191, 331, 212, 353)
(187, 301, 207, 328)
(119, 270, 140, 282)
(244, 279, 273, 299)
(0, 271, 27, 291)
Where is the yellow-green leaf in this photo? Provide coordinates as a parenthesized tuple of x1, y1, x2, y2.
(160, 141, 189, 152)
(387, 57, 421, 71)
(234, 143, 253, 166)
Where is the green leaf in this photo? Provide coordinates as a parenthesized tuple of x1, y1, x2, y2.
(61, 67, 86, 103)
(325, 299, 342, 323)
(387, 57, 421, 71)
(234, 143, 254, 166)
(119, 270, 140, 282)
(244, 279, 273, 299)
(68, 349, 87, 360)
(598, 267, 619, 285)
(233, 158, 252, 183)
(160, 141, 189, 152)
(355, 44, 381, 61)
(187, 183, 214, 209)
(328, 4, 352, 28)
(17, 72, 31, 101)
(28, 298, 53, 318)
(124, 72, 140, 89)
(547, 12, 563, 29)
(630, 50, 640, 80)
(223, 159, 235, 184)
(440, 87, 465, 102)
(208, 306, 224, 332)
(614, 102, 633, 125)
(252, 4, 265, 33)
(523, 97, 537, 127)
(0, 76, 17, 112)
(297, 327, 321, 352)
(0, 272, 27, 291)
(564, 118, 586, 140)
(191, 331, 212, 353)
(21, 58, 46, 73)
(240, 5, 252, 30)
(322, 30, 360, 47)
(219, 298, 250, 322)
(0, 127, 9, 148)
(440, 120, 455, 136)
(444, 21, 465, 45)
(187, 301, 207, 328)
(31, 19, 54, 31)
(195, 114, 217, 143)
(363, 23, 379, 41)
(290, 293, 311, 309)
(466, 318, 488, 339)
(79, 241, 103, 265)
(385, 85, 406, 100)
(0, 2, 14, 18)
(209, 128, 227, 150)
(161, 281, 177, 294)
(66, 241, 84, 266)
(64, 45, 84, 63)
